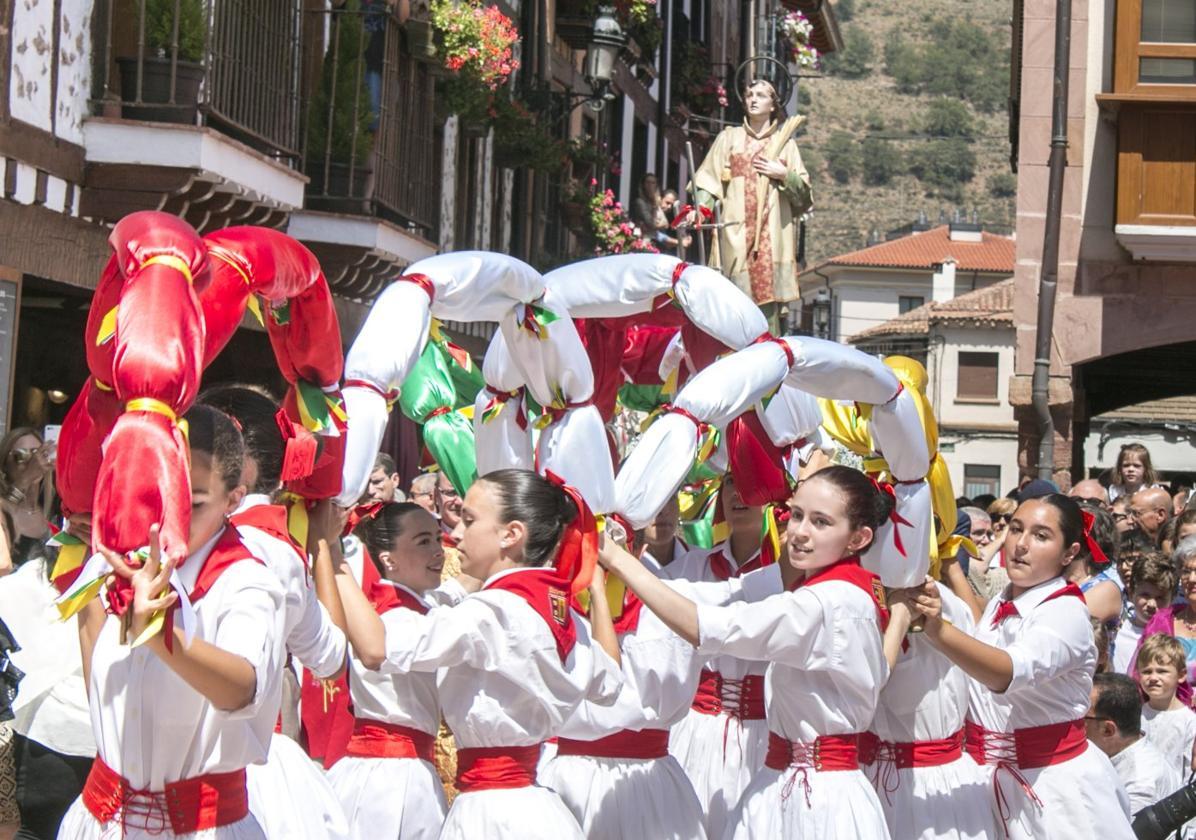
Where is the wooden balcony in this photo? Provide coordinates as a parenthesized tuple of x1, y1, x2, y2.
(290, 5, 440, 301)
(81, 0, 308, 231)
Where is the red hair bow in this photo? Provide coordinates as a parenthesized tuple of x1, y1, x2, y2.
(1081, 509, 1109, 567)
(544, 470, 598, 596)
(671, 206, 713, 228)
(867, 476, 913, 557)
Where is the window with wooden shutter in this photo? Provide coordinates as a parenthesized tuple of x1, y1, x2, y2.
(957, 351, 999, 401)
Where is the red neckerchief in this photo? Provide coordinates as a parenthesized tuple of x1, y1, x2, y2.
(440, 526, 459, 549)
(357, 546, 403, 615)
(229, 503, 305, 567)
(377, 581, 430, 616)
(995, 579, 1085, 628)
(708, 547, 768, 581)
(798, 556, 889, 633)
(484, 569, 577, 662)
(189, 526, 262, 602)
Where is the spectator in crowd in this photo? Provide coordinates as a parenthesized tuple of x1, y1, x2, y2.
(1174, 509, 1196, 546)
(1088, 672, 1179, 815)
(1137, 539, 1196, 705)
(1112, 496, 1136, 536)
(986, 497, 1016, 539)
(1072, 502, 1123, 628)
(954, 495, 972, 509)
(1161, 518, 1182, 556)
(0, 428, 55, 575)
(960, 506, 993, 548)
(631, 174, 681, 254)
(1016, 478, 1058, 503)
(1118, 530, 1157, 595)
(1070, 478, 1110, 508)
(638, 495, 685, 570)
(1114, 553, 1175, 674)
(1137, 634, 1196, 783)
(365, 452, 404, 504)
(1092, 617, 1111, 675)
(1110, 442, 1161, 503)
(409, 472, 437, 515)
(1174, 488, 1192, 517)
(971, 492, 997, 511)
(1133, 487, 1174, 546)
(433, 472, 462, 548)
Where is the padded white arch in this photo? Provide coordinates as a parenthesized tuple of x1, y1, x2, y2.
(544, 255, 768, 352)
(473, 332, 535, 476)
(338, 252, 544, 505)
(614, 340, 793, 528)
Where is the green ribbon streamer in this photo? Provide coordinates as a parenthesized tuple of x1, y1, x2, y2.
(399, 341, 477, 496)
(617, 383, 665, 413)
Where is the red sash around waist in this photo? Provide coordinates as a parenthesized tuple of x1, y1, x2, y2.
(860, 728, 965, 769)
(556, 728, 670, 760)
(764, 731, 862, 773)
(965, 718, 1086, 769)
(455, 744, 543, 792)
(691, 669, 766, 720)
(345, 719, 436, 763)
(82, 757, 248, 834)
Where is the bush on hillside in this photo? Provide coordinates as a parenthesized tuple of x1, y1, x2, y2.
(988, 172, 1016, 197)
(881, 19, 1009, 113)
(861, 138, 900, 185)
(825, 131, 860, 183)
(907, 138, 976, 189)
(826, 27, 875, 79)
(922, 98, 974, 138)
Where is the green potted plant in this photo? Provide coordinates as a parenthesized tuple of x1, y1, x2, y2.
(117, 0, 208, 123)
(492, 97, 567, 172)
(560, 178, 592, 233)
(305, 4, 375, 200)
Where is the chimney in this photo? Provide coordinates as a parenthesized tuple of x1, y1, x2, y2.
(932, 258, 957, 302)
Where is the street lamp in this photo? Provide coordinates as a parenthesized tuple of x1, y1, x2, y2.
(583, 6, 625, 111)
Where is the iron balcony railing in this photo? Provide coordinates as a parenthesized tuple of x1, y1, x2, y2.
(95, 0, 304, 161)
(302, 5, 440, 242)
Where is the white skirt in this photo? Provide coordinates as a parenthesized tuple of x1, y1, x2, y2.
(988, 743, 1135, 840)
(540, 753, 707, 840)
(439, 786, 584, 840)
(246, 734, 349, 840)
(867, 755, 997, 840)
(57, 799, 265, 840)
(327, 754, 447, 840)
(725, 765, 891, 840)
(669, 709, 770, 840)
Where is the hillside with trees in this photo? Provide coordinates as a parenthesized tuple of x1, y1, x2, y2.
(797, 0, 1014, 265)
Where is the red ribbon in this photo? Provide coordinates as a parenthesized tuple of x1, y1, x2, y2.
(344, 378, 399, 406)
(543, 470, 598, 596)
(426, 405, 452, 420)
(1080, 509, 1109, 566)
(344, 501, 384, 536)
(751, 332, 795, 368)
(671, 261, 690, 288)
(866, 476, 914, 557)
(483, 386, 528, 430)
(671, 206, 713, 229)
(395, 272, 434, 303)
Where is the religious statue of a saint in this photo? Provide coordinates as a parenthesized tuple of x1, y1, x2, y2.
(690, 79, 812, 329)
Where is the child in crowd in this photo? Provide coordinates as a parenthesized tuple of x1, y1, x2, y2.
(1137, 634, 1196, 782)
(1113, 554, 1175, 674)
(1109, 443, 1160, 503)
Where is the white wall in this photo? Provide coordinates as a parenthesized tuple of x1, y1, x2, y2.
(1083, 427, 1196, 477)
(802, 266, 1009, 342)
(10, 0, 92, 145)
(931, 324, 1017, 430)
(941, 434, 1021, 499)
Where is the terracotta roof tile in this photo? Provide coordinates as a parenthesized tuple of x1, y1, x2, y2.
(1099, 396, 1196, 422)
(849, 278, 1014, 343)
(816, 225, 1015, 273)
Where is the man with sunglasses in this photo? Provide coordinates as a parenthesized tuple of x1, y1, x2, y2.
(1088, 672, 1178, 816)
(1070, 478, 1110, 508)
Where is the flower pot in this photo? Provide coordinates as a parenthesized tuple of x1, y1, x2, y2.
(561, 200, 587, 233)
(116, 55, 204, 124)
(404, 19, 439, 64)
(305, 160, 372, 200)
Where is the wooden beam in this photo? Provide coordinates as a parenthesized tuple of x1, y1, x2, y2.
(0, 200, 109, 289)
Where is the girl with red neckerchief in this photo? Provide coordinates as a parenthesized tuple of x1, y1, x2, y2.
(902, 493, 1135, 840)
(598, 465, 897, 839)
(331, 469, 622, 840)
(61, 406, 286, 840)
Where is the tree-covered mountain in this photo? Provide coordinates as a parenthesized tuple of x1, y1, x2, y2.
(798, 0, 1014, 265)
